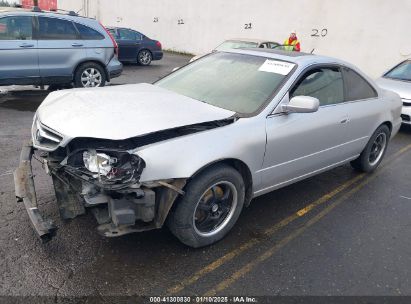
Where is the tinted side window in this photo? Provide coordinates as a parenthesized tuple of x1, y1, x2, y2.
(75, 23, 104, 40)
(38, 17, 77, 40)
(107, 28, 117, 37)
(291, 67, 345, 106)
(0, 16, 32, 40)
(269, 42, 279, 49)
(343, 68, 377, 100)
(134, 31, 142, 40)
(118, 29, 135, 40)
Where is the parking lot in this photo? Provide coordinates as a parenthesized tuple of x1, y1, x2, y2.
(1, 52, 411, 298)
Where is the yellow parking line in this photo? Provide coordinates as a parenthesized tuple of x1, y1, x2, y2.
(168, 175, 363, 294)
(168, 144, 411, 295)
(204, 144, 411, 296)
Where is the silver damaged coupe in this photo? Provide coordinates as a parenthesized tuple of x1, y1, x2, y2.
(14, 49, 402, 247)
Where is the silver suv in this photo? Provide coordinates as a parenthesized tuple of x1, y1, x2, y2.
(0, 9, 122, 88)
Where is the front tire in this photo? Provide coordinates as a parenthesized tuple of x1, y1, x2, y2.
(350, 125, 390, 172)
(167, 164, 245, 248)
(137, 50, 152, 66)
(74, 62, 106, 88)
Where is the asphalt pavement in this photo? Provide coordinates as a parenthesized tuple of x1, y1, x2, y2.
(1, 52, 411, 300)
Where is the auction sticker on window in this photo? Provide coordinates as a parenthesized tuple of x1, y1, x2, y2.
(258, 60, 295, 75)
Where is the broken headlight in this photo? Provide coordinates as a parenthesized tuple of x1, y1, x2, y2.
(83, 151, 117, 176)
(65, 149, 145, 186)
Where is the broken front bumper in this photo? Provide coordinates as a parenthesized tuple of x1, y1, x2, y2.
(13, 141, 187, 243)
(13, 141, 57, 242)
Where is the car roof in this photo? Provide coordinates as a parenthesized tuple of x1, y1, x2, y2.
(224, 48, 351, 67)
(225, 38, 278, 44)
(0, 9, 96, 24)
(106, 26, 130, 29)
(106, 26, 141, 32)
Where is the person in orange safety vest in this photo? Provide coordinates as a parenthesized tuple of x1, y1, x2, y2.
(283, 31, 301, 52)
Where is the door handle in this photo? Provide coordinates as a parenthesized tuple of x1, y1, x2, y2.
(71, 43, 83, 47)
(19, 43, 34, 48)
(340, 118, 350, 124)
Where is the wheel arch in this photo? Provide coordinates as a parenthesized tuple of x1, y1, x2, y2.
(189, 158, 253, 207)
(381, 121, 393, 134)
(73, 60, 110, 82)
(138, 48, 153, 55)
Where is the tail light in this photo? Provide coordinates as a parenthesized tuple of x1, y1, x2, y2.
(156, 41, 162, 49)
(99, 22, 118, 56)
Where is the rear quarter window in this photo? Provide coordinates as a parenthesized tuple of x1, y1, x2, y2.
(75, 22, 104, 40)
(343, 67, 378, 101)
(134, 31, 143, 40)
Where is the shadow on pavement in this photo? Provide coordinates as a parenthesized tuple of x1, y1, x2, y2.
(0, 89, 49, 112)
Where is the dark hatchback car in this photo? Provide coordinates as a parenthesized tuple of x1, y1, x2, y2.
(107, 27, 163, 65)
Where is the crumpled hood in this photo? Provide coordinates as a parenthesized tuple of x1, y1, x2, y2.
(376, 77, 411, 100)
(37, 83, 235, 141)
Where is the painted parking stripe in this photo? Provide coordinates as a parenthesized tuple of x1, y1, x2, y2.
(167, 143, 411, 295)
(204, 144, 411, 296)
(167, 175, 362, 294)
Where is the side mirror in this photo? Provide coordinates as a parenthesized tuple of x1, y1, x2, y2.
(282, 96, 319, 113)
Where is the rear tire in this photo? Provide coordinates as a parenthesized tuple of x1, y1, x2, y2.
(137, 50, 152, 66)
(74, 62, 106, 88)
(167, 164, 245, 248)
(350, 125, 390, 172)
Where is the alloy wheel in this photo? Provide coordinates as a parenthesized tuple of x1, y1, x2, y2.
(80, 68, 102, 87)
(193, 181, 238, 237)
(369, 132, 387, 166)
(139, 50, 152, 65)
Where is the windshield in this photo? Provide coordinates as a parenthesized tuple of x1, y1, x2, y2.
(385, 60, 411, 82)
(215, 40, 258, 51)
(155, 52, 293, 114)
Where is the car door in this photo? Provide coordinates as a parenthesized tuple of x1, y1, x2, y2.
(36, 16, 86, 84)
(116, 28, 140, 61)
(339, 67, 381, 155)
(0, 15, 39, 85)
(260, 66, 353, 192)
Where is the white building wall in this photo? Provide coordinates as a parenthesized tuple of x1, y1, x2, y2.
(58, 0, 410, 78)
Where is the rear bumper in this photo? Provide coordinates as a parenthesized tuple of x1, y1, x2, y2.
(107, 56, 123, 80)
(109, 68, 122, 79)
(13, 141, 57, 242)
(153, 50, 163, 61)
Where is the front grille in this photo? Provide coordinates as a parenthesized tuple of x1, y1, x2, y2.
(32, 117, 63, 151)
(401, 114, 411, 122)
